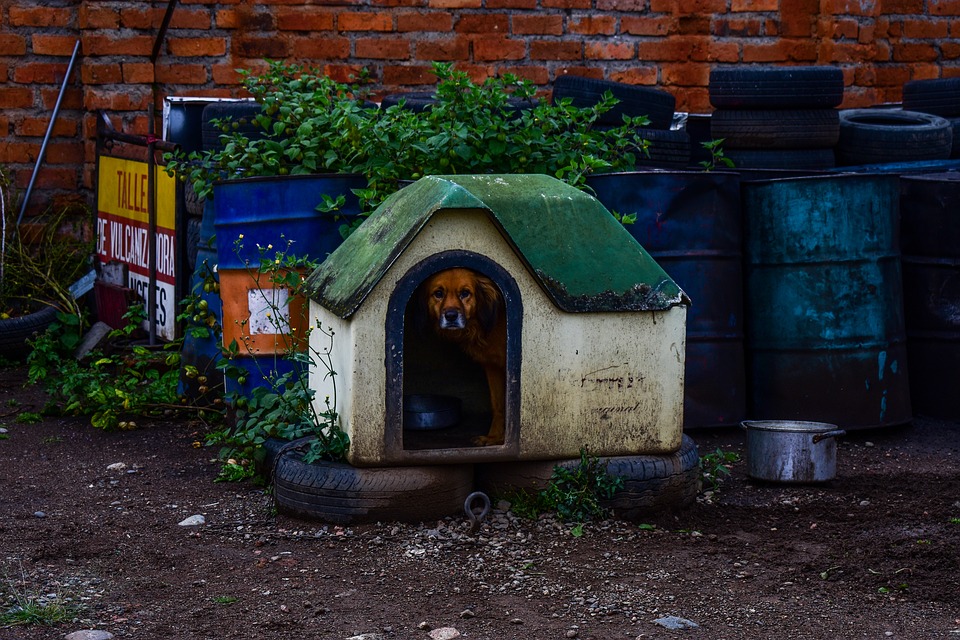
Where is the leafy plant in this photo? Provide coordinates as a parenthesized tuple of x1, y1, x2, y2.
(699, 447, 740, 491)
(205, 238, 349, 478)
(504, 449, 623, 524)
(15, 413, 40, 424)
(0, 566, 76, 628)
(698, 139, 735, 172)
(26, 305, 183, 430)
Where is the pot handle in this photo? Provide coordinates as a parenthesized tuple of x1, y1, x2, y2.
(812, 429, 846, 444)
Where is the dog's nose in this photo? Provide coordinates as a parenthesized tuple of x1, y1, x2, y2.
(443, 309, 460, 323)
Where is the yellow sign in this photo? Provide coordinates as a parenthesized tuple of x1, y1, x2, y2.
(96, 155, 177, 340)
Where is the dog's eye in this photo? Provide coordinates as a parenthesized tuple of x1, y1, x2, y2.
(432, 289, 444, 299)
(459, 289, 471, 300)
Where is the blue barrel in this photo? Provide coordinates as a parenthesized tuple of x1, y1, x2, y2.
(900, 172, 960, 419)
(742, 173, 911, 429)
(213, 174, 366, 398)
(586, 171, 745, 428)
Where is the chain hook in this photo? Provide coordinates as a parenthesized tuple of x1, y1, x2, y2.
(464, 491, 491, 535)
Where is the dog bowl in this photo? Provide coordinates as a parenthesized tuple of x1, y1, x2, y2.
(403, 394, 462, 430)
(741, 420, 846, 483)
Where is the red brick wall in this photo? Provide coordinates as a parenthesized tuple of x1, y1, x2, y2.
(2, 0, 958, 214)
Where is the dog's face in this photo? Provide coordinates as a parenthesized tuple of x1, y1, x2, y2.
(422, 267, 500, 334)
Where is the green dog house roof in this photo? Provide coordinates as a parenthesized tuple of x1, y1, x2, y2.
(306, 174, 689, 316)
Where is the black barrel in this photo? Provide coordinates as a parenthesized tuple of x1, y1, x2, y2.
(900, 172, 960, 419)
(587, 171, 745, 428)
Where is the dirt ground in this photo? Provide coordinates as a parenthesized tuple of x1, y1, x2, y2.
(1, 361, 959, 640)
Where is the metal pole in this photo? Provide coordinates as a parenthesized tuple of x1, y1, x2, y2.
(17, 39, 81, 226)
(147, 104, 158, 346)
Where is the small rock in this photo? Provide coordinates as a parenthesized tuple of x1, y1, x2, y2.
(344, 634, 383, 640)
(106, 462, 127, 471)
(428, 628, 461, 640)
(459, 609, 475, 619)
(653, 615, 699, 630)
(509, 618, 523, 625)
(178, 514, 206, 526)
(859, 500, 871, 507)
(65, 631, 115, 640)
(417, 621, 432, 631)
(566, 629, 579, 638)
(0, 427, 8, 434)
(34, 511, 46, 518)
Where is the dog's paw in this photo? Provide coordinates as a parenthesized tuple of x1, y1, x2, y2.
(471, 435, 504, 447)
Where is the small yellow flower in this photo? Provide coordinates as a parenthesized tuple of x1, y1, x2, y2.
(192, 441, 202, 449)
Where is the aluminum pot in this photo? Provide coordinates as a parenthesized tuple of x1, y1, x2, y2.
(741, 420, 846, 483)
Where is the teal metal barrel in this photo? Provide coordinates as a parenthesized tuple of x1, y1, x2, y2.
(213, 174, 365, 397)
(742, 173, 911, 429)
(900, 172, 960, 419)
(586, 170, 745, 428)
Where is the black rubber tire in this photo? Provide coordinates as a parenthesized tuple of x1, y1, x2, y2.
(201, 101, 266, 152)
(183, 179, 204, 217)
(273, 446, 475, 524)
(475, 434, 701, 519)
(552, 75, 676, 130)
(0, 304, 59, 361)
(951, 118, 960, 158)
(902, 78, 960, 118)
(185, 215, 202, 273)
(710, 109, 840, 149)
(636, 128, 692, 168)
(836, 108, 953, 166)
(723, 147, 836, 170)
(709, 66, 844, 109)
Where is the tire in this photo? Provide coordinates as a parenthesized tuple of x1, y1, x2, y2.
(709, 66, 844, 109)
(273, 444, 475, 524)
(951, 118, 960, 158)
(185, 216, 202, 273)
(0, 304, 59, 361)
(902, 78, 960, 118)
(183, 178, 204, 217)
(710, 109, 840, 149)
(475, 434, 701, 519)
(636, 128, 692, 168)
(723, 147, 836, 170)
(552, 75, 676, 130)
(201, 101, 266, 152)
(836, 108, 953, 166)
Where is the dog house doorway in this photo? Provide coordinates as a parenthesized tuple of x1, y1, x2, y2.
(385, 250, 522, 457)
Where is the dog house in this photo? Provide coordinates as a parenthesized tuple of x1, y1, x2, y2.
(305, 174, 690, 467)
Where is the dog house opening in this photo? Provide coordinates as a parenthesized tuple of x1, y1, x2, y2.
(386, 251, 521, 454)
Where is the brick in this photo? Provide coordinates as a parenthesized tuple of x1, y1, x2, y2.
(339, 12, 394, 31)
(167, 36, 229, 57)
(530, 40, 582, 61)
(892, 42, 939, 61)
(880, 0, 923, 11)
(943, 42, 960, 59)
(397, 12, 454, 32)
(235, 7, 277, 31)
(233, 36, 289, 59)
(3, 141, 40, 164)
(621, 16, 675, 36)
(26, 168, 79, 191)
(903, 19, 949, 38)
(679, 87, 711, 113)
(858, 22, 877, 43)
(43, 142, 85, 165)
(33, 35, 82, 56)
(713, 17, 766, 37)
(41, 87, 82, 111)
(0, 34, 27, 56)
(677, 15, 711, 34)
(0, 87, 35, 109)
(742, 39, 817, 62)
(81, 34, 154, 57)
(822, 0, 879, 14)
(17, 117, 76, 138)
(84, 89, 152, 113)
(355, 37, 411, 59)
(568, 16, 616, 36)
(428, 0, 482, 8)
(828, 18, 861, 39)
(513, 15, 564, 36)
(212, 64, 249, 86)
(542, 0, 591, 8)
(170, 9, 215, 30)
(651, 0, 726, 12)
(156, 64, 209, 84)
(290, 35, 350, 60)
(324, 64, 373, 84)
(9, 6, 73, 27)
(372, 0, 427, 7)
(12, 62, 71, 84)
(456, 14, 509, 34)
(556, 66, 604, 80)
(473, 36, 526, 61)
(277, 9, 335, 31)
(638, 36, 712, 62)
(661, 62, 711, 87)
(415, 36, 470, 60)
(584, 41, 635, 60)
(609, 67, 658, 85)
(500, 65, 549, 84)
(123, 62, 156, 84)
(79, 5, 120, 29)
(732, 0, 777, 9)
(382, 64, 437, 85)
(780, 0, 819, 37)
(80, 62, 123, 85)
(291, 36, 351, 59)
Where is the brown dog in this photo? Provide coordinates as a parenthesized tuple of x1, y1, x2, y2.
(421, 267, 506, 446)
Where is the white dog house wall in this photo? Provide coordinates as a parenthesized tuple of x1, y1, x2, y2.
(305, 174, 690, 467)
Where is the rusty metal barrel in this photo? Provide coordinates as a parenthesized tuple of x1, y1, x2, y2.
(741, 173, 911, 429)
(900, 172, 960, 419)
(587, 171, 745, 428)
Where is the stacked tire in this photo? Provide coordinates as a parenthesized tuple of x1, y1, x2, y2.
(902, 77, 960, 159)
(551, 75, 689, 169)
(835, 108, 953, 166)
(708, 66, 845, 171)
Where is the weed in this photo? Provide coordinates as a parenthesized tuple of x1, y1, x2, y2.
(699, 447, 740, 491)
(40, 436, 61, 445)
(5, 399, 19, 408)
(948, 517, 960, 525)
(212, 596, 238, 605)
(0, 566, 76, 628)
(699, 139, 735, 172)
(15, 412, 40, 424)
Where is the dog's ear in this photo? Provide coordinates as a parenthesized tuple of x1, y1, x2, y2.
(474, 273, 502, 333)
